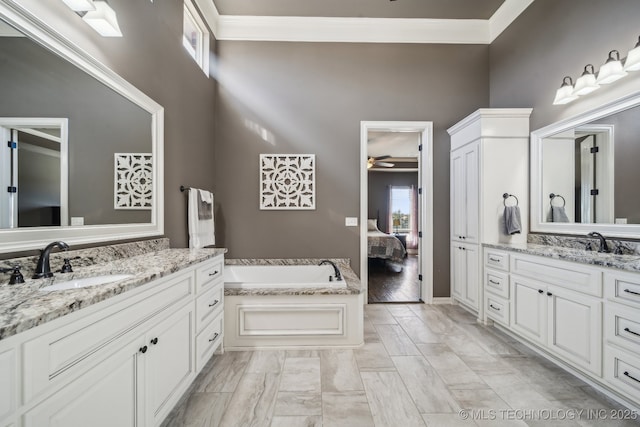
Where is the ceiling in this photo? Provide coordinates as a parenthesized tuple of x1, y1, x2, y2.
(212, 0, 505, 20)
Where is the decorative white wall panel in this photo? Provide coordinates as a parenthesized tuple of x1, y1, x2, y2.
(260, 154, 315, 210)
(114, 153, 153, 210)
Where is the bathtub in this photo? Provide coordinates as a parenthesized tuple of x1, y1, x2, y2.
(223, 260, 363, 350)
(224, 265, 347, 289)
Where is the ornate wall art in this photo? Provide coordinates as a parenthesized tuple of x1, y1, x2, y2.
(260, 154, 316, 210)
(114, 153, 153, 210)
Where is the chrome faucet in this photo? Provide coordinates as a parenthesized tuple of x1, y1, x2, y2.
(319, 260, 342, 281)
(587, 232, 610, 253)
(33, 241, 69, 279)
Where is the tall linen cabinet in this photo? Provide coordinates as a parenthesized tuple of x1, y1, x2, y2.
(448, 109, 532, 320)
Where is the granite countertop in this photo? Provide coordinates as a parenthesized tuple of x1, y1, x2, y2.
(224, 258, 363, 296)
(0, 247, 226, 341)
(484, 242, 640, 272)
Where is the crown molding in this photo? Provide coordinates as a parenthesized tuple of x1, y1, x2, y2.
(198, 0, 534, 44)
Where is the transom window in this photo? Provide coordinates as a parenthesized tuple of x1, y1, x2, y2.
(182, 1, 209, 76)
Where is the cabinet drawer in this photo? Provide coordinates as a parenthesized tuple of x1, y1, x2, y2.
(486, 295, 509, 326)
(604, 345, 640, 404)
(604, 271, 640, 309)
(485, 250, 509, 271)
(195, 282, 223, 333)
(485, 269, 509, 298)
(196, 257, 223, 293)
(511, 254, 602, 297)
(605, 303, 640, 354)
(195, 312, 223, 372)
(23, 272, 193, 403)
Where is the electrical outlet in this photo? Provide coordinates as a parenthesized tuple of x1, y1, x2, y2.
(71, 217, 84, 226)
(345, 217, 358, 227)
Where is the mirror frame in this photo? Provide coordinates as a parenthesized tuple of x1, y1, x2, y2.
(531, 90, 640, 238)
(0, 1, 164, 253)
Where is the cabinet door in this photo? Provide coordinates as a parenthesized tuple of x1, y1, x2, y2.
(451, 151, 466, 242)
(451, 244, 466, 300)
(24, 337, 142, 427)
(463, 243, 479, 309)
(547, 287, 602, 376)
(462, 144, 479, 243)
(510, 276, 546, 345)
(143, 303, 194, 426)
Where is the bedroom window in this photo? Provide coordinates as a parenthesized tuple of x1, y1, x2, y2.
(389, 186, 412, 234)
(183, 0, 210, 76)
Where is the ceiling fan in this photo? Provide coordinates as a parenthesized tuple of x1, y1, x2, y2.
(367, 155, 395, 169)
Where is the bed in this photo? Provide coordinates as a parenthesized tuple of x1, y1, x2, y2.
(367, 220, 407, 264)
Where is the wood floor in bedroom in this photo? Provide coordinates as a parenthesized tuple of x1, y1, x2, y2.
(368, 254, 421, 303)
(162, 304, 635, 427)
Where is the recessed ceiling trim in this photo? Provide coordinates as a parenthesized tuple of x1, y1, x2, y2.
(199, 0, 534, 44)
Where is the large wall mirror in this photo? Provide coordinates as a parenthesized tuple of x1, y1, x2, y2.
(0, 2, 164, 253)
(531, 91, 640, 238)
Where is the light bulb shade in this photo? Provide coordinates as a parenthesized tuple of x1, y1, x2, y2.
(82, 1, 122, 37)
(61, 0, 96, 12)
(596, 50, 627, 84)
(573, 64, 600, 96)
(625, 37, 640, 71)
(553, 76, 578, 105)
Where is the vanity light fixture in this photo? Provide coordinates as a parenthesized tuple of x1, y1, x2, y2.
(624, 36, 640, 71)
(573, 64, 600, 96)
(553, 76, 578, 105)
(82, 1, 122, 37)
(595, 50, 627, 84)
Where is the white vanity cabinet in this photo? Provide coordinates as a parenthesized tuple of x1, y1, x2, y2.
(482, 247, 640, 409)
(603, 270, 640, 404)
(448, 109, 532, 318)
(0, 253, 224, 427)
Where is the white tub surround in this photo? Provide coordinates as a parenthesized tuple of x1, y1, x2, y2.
(448, 108, 532, 321)
(483, 242, 640, 411)
(223, 259, 364, 350)
(0, 239, 226, 426)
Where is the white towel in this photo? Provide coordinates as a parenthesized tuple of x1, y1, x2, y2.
(188, 188, 215, 248)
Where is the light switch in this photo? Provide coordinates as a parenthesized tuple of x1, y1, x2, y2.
(345, 217, 358, 227)
(71, 217, 84, 226)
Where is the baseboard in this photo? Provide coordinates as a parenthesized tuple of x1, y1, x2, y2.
(431, 297, 453, 304)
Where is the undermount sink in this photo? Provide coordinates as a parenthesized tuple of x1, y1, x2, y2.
(39, 274, 133, 292)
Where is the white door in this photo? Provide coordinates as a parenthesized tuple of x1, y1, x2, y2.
(510, 277, 547, 345)
(463, 144, 479, 243)
(451, 150, 466, 242)
(547, 286, 602, 375)
(463, 243, 479, 308)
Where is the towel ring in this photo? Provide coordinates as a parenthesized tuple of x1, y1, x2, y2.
(502, 193, 519, 207)
(549, 193, 566, 207)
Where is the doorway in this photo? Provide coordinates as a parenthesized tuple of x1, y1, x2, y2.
(360, 121, 433, 304)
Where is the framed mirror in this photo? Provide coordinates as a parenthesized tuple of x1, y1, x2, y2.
(531, 90, 640, 238)
(0, 2, 164, 253)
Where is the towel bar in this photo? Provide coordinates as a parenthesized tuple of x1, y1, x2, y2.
(502, 193, 519, 206)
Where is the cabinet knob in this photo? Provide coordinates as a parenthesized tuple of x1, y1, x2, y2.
(538, 289, 544, 294)
(208, 299, 219, 307)
(462, 247, 466, 251)
(547, 292, 553, 296)
(208, 332, 219, 342)
(623, 288, 640, 296)
(624, 371, 640, 384)
(489, 304, 500, 311)
(150, 337, 158, 345)
(209, 271, 219, 276)
(623, 327, 640, 337)
(139, 345, 148, 354)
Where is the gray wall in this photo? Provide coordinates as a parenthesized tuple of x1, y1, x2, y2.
(489, 0, 640, 130)
(10, 0, 218, 248)
(0, 36, 151, 225)
(214, 41, 489, 297)
(367, 172, 418, 233)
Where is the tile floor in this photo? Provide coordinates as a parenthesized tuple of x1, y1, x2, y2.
(163, 304, 638, 427)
